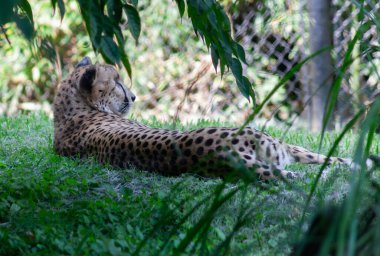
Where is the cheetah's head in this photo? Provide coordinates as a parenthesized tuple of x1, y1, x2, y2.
(74, 57, 136, 116)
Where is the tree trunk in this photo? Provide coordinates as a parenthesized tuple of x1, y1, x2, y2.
(307, 0, 334, 132)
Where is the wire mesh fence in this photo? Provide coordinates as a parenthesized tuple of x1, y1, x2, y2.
(232, 0, 379, 130)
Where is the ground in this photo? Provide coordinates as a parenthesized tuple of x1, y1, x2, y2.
(0, 114, 379, 255)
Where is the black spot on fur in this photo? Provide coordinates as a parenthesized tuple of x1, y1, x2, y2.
(183, 149, 191, 156)
(185, 139, 193, 147)
(266, 147, 271, 158)
(196, 128, 205, 133)
(205, 139, 213, 146)
(195, 137, 204, 144)
(220, 132, 229, 138)
(207, 128, 217, 134)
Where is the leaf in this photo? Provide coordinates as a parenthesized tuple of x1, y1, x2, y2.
(120, 50, 132, 78)
(18, 0, 34, 25)
(124, 3, 141, 43)
(185, 0, 254, 101)
(230, 58, 252, 99)
(175, 0, 185, 18)
(51, 0, 57, 15)
(213, 2, 231, 33)
(210, 46, 218, 72)
(236, 43, 247, 64)
(77, 1, 99, 49)
(107, 0, 122, 24)
(100, 36, 120, 64)
(40, 37, 56, 63)
(128, 0, 138, 7)
(230, 58, 242, 79)
(220, 62, 225, 77)
(14, 14, 34, 40)
(114, 26, 132, 78)
(240, 76, 252, 100)
(57, 0, 65, 20)
(0, 0, 15, 25)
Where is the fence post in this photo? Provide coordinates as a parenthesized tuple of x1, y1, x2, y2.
(307, 0, 334, 131)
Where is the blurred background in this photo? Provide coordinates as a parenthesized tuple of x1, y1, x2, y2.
(0, 0, 379, 129)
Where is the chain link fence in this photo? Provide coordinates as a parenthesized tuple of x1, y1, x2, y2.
(232, 0, 379, 129)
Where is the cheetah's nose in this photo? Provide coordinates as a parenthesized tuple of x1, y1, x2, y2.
(131, 95, 136, 102)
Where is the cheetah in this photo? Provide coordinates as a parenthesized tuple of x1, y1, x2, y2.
(53, 57, 380, 180)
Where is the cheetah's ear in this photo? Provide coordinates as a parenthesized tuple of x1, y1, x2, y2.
(79, 67, 96, 92)
(76, 56, 92, 68)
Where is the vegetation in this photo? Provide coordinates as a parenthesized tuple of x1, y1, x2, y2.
(0, 0, 252, 122)
(1, 114, 379, 255)
(1, 0, 380, 255)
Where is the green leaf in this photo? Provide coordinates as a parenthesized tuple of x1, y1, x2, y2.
(128, 0, 138, 7)
(213, 2, 231, 33)
(210, 46, 218, 72)
(230, 58, 242, 79)
(100, 36, 120, 64)
(175, 0, 185, 17)
(0, 0, 15, 25)
(16, 0, 35, 39)
(77, 1, 100, 49)
(120, 51, 132, 78)
(18, 0, 34, 25)
(51, 0, 57, 14)
(57, 0, 65, 20)
(220, 62, 225, 77)
(114, 26, 132, 78)
(14, 14, 34, 40)
(107, 0, 122, 24)
(124, 3, 141, 43)
(51, 0, 65, 19)
(236, 43, 247, 64)
(240, 76, 252, 100)
(230, 58, 252, 99)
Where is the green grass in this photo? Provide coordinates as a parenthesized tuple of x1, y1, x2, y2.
(0, 113, 379, 255)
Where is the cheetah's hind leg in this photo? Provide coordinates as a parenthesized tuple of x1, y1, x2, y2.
(243, 159, 301, 181)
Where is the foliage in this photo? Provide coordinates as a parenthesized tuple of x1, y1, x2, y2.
(1, 0, 253, 101)
(0, 1, 92, 115)
(0, 0, 255, 122)
(0, 0, 35, 40)
(292, 1, 380, 254)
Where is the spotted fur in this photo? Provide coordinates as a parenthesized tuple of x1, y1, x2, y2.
(53, 57, 379, 180)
